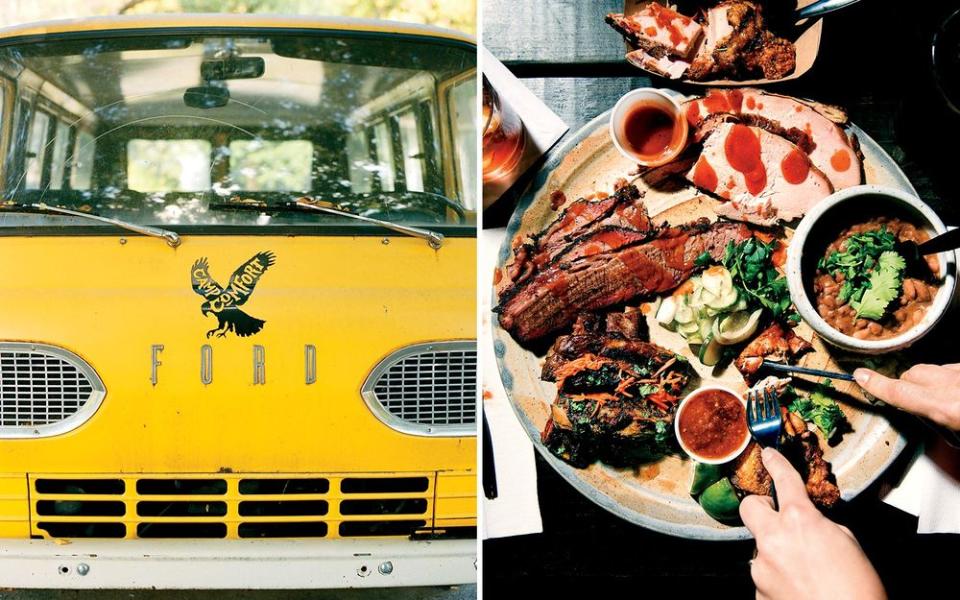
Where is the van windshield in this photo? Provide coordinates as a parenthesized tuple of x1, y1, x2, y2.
(0, 31, 476, 231)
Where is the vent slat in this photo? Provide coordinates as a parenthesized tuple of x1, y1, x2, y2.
(371, 347, 477, 428)
(0, 347, 98, 429)
(30, 475, 437, 540)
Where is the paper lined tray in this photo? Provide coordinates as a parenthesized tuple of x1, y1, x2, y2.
(621, 0, 823, 86)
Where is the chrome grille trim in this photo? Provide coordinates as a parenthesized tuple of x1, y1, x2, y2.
(0, 343, 106, 438)
(361, 341, 476, 437)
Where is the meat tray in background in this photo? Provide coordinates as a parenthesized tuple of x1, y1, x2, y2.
(619, 0, 824, 85)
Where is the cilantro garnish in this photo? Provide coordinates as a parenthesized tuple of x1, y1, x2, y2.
(787, 380, 847, 440)
(721, 238, 795, 320)
(818, 228, 905, 320)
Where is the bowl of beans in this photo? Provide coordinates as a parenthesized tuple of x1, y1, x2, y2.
(786, 185, 957, 354)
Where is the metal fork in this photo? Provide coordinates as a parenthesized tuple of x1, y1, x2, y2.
(746, 385, 782, 510)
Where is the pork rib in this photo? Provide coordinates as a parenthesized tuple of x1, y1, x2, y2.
(541, 344, 691, 467)
(496, 219, 752, 342)
(542, 334, 678, 382)
(734, 322, 813, 383)
(606, 6, 703, 61)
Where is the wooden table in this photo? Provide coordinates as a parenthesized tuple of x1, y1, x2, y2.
(483, 1, 960, 595)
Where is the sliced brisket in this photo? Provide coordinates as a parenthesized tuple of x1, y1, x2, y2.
(497, 219, 752, 342)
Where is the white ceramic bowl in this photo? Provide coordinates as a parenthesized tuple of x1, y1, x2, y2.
(785, 184, 957, 354)
(674, 385, 751, 465)
(609, 87, 688, 167)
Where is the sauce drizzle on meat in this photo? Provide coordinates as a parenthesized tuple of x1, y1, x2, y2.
(693, 157, 719, 192)
(724, 123, 766, 195)
(780, 148, 810, 184)
(830, 149, 851, 172)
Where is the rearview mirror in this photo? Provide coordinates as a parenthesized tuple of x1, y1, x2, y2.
(184, 85, 230, 109)
(201, 57, 265, 80)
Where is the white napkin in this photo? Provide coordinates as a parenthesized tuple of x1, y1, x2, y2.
(481, 46, 568, 209)
(882, 436, 960, 533)
(481, 227, 543, 539)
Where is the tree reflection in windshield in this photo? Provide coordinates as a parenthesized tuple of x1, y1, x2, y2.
(0, 31, 476, 229)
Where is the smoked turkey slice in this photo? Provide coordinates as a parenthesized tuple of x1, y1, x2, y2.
(684, 89, 864, 191)
(685, 121, 834, 226)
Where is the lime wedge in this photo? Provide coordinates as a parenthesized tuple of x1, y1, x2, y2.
(699, 478, 741, 522)
(690, 462, 725, 496)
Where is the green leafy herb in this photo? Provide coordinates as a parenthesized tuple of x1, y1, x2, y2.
(694, 251, 713, 268)
(878, 250, 906, 272)
(788, 380, 847, 440)
(818, 228, 905, 320)
(722, 238, 795, 320)
(636, 383, 660, 397)
(654, 419, 670, 444)
(851, 266, 903, 320)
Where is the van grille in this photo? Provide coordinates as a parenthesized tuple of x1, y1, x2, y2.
(29, 473, 435, 540)
(362, 341, 476, 436)
(0, 343, 105, 438)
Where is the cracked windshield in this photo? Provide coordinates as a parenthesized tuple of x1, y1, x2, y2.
(0, 32, 476, 229)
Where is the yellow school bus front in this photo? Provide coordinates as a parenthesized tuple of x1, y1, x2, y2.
(0, 15, 477, 589)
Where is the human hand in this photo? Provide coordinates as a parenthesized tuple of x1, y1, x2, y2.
(740, 447, 886, 600)
(854, 363, 960, 431)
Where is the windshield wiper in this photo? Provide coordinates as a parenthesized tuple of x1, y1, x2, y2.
(0, 203, 182, 248)
(209, 198, 445, 249)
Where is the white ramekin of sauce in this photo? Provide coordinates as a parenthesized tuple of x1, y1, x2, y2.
(675, 385, 751, 465)
(609, 87, 689, 167)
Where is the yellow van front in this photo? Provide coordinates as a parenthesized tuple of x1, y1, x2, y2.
(0, 15, 477, 589)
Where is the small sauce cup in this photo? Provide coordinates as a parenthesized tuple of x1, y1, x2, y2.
(609, 88, 689, 167)
(674, 385, 751, 465)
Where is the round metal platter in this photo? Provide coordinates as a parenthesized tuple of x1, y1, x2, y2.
(492, 105, 912, 540)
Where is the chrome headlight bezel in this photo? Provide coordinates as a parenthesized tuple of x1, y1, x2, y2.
(361, 340, 476, 438)
(0, 342, 106, 439)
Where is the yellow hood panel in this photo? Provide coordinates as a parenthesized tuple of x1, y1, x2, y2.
(0, 234, 476, 475)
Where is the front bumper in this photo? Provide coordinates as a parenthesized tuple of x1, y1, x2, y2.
(0, 538, 476, 589)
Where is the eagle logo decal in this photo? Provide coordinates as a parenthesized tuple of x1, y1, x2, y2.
(190, 251, 276, 338)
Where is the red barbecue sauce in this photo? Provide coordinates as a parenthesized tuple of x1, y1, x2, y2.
(724, 124, 766, 195)
(678, 389, 748, 460)
(651, 4, 689, 47)
(780, 148, 810, 184)
(549, 190, 567, 210)
(727, 89, 744, 113)
(700, 90, 744, 116)
(703, 90, 732, 114)
(831, 149, 852, 172)
(686, 101, 701, 126)
(692, 157, 718, 192)
(621, 103, 682, 160)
